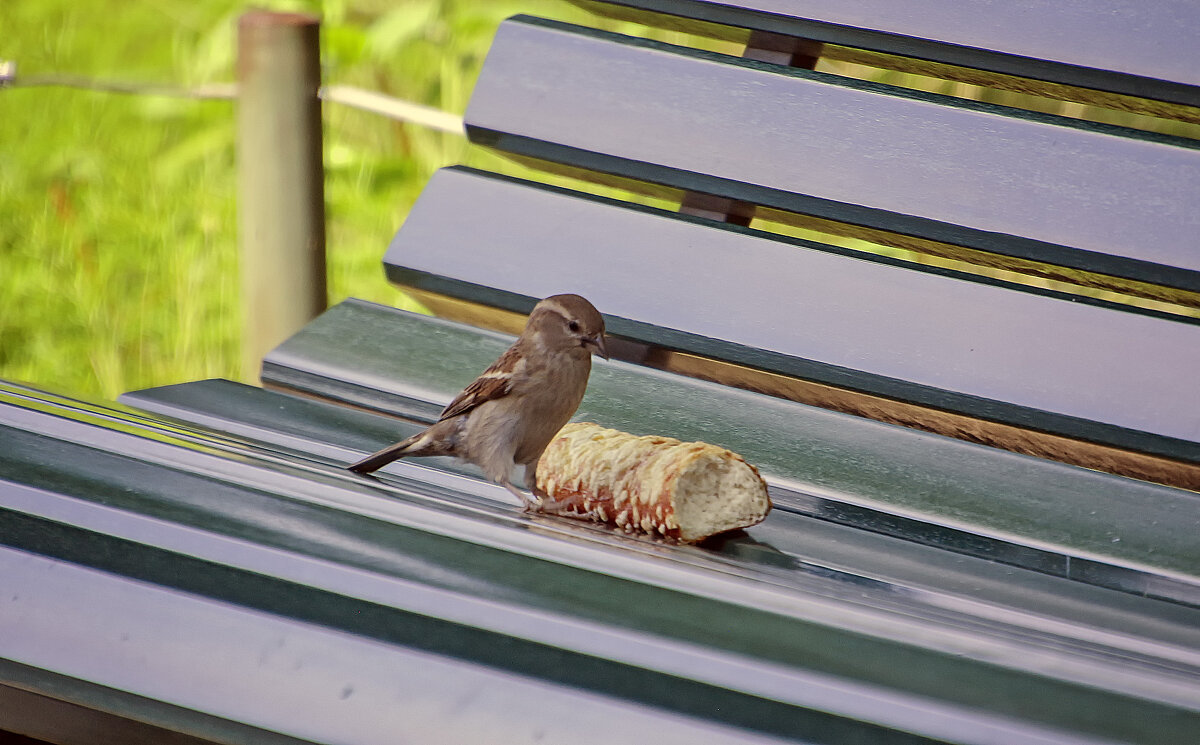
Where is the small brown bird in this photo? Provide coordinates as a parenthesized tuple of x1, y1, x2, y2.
(348, 294, 608, 507)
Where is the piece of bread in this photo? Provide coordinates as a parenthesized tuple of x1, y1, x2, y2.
(534, 422, 771, 542)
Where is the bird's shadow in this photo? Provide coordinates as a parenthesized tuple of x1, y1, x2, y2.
(699, 530, 799, 570)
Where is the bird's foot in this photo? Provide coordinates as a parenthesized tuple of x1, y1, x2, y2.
(502, 481, 543, 511)
(531, 492, 605, 521)
(505, 481, 603, 520)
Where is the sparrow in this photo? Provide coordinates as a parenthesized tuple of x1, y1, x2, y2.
(347, 294, 609, 507)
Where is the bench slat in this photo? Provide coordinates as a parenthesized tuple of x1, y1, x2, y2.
(254, 301, 1200, 604)
(574, 0, 1200, 106)
(466, 17, 1200, 293)
(384, 167, 1200, 465)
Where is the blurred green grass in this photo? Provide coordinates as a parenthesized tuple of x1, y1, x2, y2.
(0, 0, 604, 398)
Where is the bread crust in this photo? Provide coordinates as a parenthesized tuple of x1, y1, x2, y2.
(535, 423, 771, 542)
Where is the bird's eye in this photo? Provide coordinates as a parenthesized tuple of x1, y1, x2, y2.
(568, 320, 581, 333)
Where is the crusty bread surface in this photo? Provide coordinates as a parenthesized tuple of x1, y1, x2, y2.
(535, 422, 771, 542)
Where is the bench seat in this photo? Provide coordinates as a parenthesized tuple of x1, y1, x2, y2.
(0, 378, 1184, 742)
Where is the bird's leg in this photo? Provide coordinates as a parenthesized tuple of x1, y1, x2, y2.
(521, 460, 582, 514)
(532, 492, 597, 517)
(522, 461, 601, 517)
(502, 480, 541, 511)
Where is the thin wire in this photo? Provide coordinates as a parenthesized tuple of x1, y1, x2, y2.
(0, 65, 464, 134)
(7, 73, 236, 99)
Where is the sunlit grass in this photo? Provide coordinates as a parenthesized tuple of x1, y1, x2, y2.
(0, 80, 237, 397)
(0, 0, 555, 397)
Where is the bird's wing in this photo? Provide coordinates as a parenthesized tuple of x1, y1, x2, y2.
(437, 344, 523, 422)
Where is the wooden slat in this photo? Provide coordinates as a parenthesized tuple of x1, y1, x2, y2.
(573, 0, 1200, 107)
(465, 16, 1200, 293)
(383, 167, 1200, 468)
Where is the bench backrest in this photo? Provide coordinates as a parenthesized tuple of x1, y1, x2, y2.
(380, 1, 1200, 489)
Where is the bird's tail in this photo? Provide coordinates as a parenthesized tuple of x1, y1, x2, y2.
(347, 423, 455, 474)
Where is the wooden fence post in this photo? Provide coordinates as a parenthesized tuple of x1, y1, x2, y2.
(237, 11, 326, 382)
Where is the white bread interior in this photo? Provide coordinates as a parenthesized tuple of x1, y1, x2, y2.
(672, 449, 771, 542)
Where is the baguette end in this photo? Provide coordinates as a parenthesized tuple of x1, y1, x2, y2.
(536, 422, 771, 543)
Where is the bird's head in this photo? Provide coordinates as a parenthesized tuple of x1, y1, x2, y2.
(526, 293, 609, 360)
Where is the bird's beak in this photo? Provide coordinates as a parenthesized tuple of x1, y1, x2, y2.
(586, 333, 610, 361)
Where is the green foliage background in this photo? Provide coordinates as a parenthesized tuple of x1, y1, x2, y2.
(0, 0, 611, 399)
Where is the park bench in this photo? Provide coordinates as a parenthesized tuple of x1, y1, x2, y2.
(4, 1, 1200, 743)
